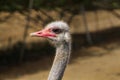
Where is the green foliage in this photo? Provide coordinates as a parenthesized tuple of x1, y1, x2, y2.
(0, 0, 29, 11)
(112, 2, 120, 8)
(0, 0, 120, 11)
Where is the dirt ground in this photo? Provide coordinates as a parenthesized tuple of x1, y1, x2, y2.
(0, 41, 120, 80)
(0, 9, 120, 80)
(0, 9, 120, 48)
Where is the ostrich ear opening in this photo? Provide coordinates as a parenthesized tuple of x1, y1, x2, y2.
(64, 32, 71, 42)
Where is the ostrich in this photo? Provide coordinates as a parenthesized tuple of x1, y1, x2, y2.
(30, 21, 71, 80)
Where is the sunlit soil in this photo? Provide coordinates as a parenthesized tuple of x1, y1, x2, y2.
(0, 41, 119, 80)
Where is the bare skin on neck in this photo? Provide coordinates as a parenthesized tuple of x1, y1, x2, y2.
(48, 41, 71, 80)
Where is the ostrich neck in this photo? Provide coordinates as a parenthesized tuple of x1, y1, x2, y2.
(48, 41, 71, 80)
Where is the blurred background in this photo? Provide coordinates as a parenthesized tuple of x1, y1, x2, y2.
(0, 0, 120, 80)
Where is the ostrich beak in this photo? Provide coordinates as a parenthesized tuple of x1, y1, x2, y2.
(30, 29, 56, 38)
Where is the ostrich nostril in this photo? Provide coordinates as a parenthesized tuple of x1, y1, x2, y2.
(37, 32, 42, 34)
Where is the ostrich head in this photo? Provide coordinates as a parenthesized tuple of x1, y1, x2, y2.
(30, 21, 71, 80)
(30, 21, 71, 46)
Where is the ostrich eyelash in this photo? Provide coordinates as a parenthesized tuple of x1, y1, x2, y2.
(52, 28, 62, 34)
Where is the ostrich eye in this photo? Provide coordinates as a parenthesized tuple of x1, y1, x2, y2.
(52, 28, 62, 34)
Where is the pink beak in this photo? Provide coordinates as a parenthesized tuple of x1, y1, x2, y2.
(30, 29, 56, 38)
